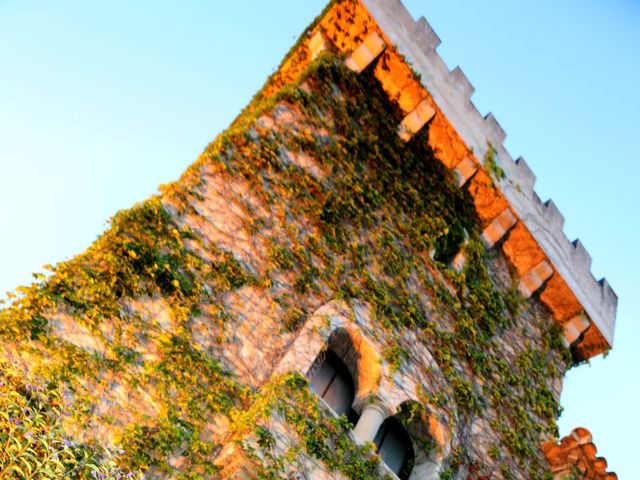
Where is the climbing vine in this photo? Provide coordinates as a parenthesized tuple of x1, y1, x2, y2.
(0, 26, 569, 479)
(0, 359, 136, 479)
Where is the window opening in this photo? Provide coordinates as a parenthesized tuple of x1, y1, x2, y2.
(373, 416, 415, 479)
(308, 349, 359, 425)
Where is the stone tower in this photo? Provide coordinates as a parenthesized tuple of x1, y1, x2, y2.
(0, 0, 618, 479)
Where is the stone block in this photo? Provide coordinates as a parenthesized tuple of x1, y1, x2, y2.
(563, 315, 591, 347)
(453, 156, 477, 187)
(398, 99, 436, 141)
(345, 32, 386, 73)
(449, 250, 466, 272)
(309, 30, 328, 61)
(518, 260, 554, 298)
(481, 208, 517, 248)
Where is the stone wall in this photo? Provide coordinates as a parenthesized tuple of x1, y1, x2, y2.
(178, 57, 568, 478)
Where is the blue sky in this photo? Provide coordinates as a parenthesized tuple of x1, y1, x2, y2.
(1, 0, 638, 476)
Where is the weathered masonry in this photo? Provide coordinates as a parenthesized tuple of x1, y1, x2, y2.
(0, 0, 619, 479)
(216, 0, 618, 477)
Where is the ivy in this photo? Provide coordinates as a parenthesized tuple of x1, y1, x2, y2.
(0, 33, 571, 478)
(230, 374, 382, 479)
(0, 360, 135, 479)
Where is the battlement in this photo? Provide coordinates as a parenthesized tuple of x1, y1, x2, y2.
(361, 0, 618, 350)
(257, 0, 618, 357)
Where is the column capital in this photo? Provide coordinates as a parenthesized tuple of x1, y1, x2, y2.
(353, 395, 392, 417)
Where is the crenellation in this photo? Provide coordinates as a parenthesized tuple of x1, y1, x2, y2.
(360, 0, 617, 351)
(414, 16, 441, 51)
(599, 278, 618, 319)
(525, 190, 549, 225)
(449, 66, 474, 98)
(483, 112, 507, 146)
(571, 239, 593, 273)
(513, 156, 537, 192)
(542, 200, 565, 230)
(543, 427, 618, 479)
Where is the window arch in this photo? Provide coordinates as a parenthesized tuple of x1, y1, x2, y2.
(307, 328, 363, 425)
(308, 349, 356, 418)
(373, 416, 415, 479)
(366, 401, 445, 479)
(274, 301, 381, 403)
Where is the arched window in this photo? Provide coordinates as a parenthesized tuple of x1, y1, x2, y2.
(373, 416, 415, 479)
(308, 349, 358, 424)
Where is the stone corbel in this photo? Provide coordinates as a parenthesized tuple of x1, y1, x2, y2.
(398, 99, 436, 141)
(563, 315, 591, 347)
(481, 208, 517, 248)
(345, 32, 386, 73)
(452, 156, 478, 187)
(309, 30, 328, 61)
(518, 260, 553, 298)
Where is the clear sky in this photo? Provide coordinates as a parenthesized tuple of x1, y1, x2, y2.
(1, 0, 638, 476)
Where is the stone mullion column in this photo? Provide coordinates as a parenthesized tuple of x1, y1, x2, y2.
(353, 400, 389, 444)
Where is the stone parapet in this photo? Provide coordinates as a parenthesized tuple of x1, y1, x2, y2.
(360, 0, 617, 350)
(259, 0, 615, 357)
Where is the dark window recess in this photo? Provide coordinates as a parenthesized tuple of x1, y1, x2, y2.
(434, 222, 467, 265)
(373, 417, 415, 479)
(308, 350, 359, 425)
